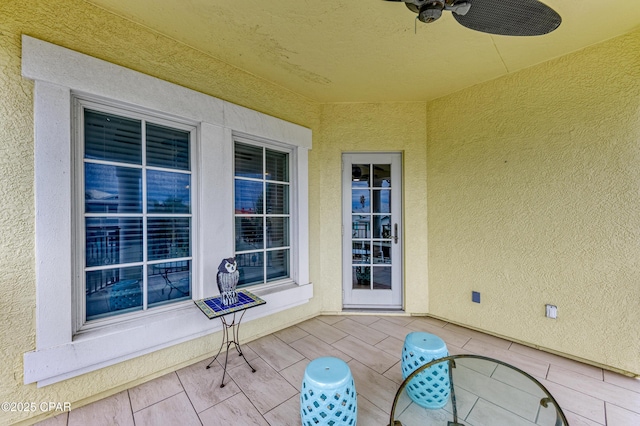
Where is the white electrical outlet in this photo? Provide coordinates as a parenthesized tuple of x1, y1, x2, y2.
(545, 304, 558, 319)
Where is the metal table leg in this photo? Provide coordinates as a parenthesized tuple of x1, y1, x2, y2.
(205, 309, 256, 387)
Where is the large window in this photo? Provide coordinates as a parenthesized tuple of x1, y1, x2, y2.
(234, 141, 291, 286)
(78, 101, 194, 324)
(24, 35, 311, 386)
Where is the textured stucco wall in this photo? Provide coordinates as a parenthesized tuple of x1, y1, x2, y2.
(2, 0, 640, 423)
(317, 103, 429, 314)
(0, 0, 322, 424)
(427, 28, 640, 375)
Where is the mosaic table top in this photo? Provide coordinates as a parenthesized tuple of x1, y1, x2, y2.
(194, 289, 266, 319)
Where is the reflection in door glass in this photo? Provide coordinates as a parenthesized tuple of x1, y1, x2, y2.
(352, 164, 370, 186)
(372, 241, 392, 264)
(352, 241, 370, 264)
(352, 266, 370, 289)
(373, 215, 392, 239)
(372, 266, 392, 289)
(373, 164, 391, 187)
(373, 190, 391, 213)
(352, 215, 370, 239)
(352, 189, 370, 213)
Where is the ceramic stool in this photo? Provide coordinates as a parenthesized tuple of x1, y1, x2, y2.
(300, 357, 357, 426)
(401, 332, 450, 409)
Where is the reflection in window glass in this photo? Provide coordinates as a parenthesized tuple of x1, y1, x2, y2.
(235, 180, 264, 214)
(147, 170, 190, 214)
(84, 109, 141, 164)
(266, 150, 288, 182)
(266, 183, 289, 214)
(352, 241, 370, 264)
(235, 217, 264, 251)
(353, 266, 370, 289)
(83, 107, 192, 322)
(352, 215, 370, 239)
(147, 218, 191, 261)
(236, 252, 264, 285)
(373, 190, 391, 213)
(373, 215, 392, 239)
(146, 123, 190, 170)
(235, 143, 263, 179)
(85, 163, 141, 214)
(372, 266, 392, 289)
(148, 261, 191, 308)
(373, 164, 391, 187)
(85, 218, 143, 267)
(352, 164, 370, 186)
(234, 141, 290, 287)
(86, 266, 143, 321)
(352, 189, 370, 213)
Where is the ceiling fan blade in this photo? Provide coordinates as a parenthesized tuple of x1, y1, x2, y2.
(453, 0, 561, 36)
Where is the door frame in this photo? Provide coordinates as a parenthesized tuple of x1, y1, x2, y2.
(342, 152, 403, 310)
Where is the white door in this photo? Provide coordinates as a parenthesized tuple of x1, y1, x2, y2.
(342, 153, 402, 309)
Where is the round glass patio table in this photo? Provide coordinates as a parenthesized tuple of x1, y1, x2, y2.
(388, 355, 568, 426)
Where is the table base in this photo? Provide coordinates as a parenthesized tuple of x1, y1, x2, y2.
(205, 309, 255, 388)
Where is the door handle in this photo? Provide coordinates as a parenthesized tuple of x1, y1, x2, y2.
(394, 223, 398, 244)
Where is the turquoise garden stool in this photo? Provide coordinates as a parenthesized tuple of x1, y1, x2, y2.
(401, 332, 450, 409)
(300, 357, 357, 426)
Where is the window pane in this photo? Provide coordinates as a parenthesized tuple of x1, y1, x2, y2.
(352, 164, 370, 186)
(235, 143, 263, 179)
(85, 109, 141, 164)
(352, 266, 370, 289)
(85, 163, 142, 213)
(266, 217, 289, 248)
(86, 218, 143, 267)
(352, 241, 370, 264)
(372, 241, 392, 264)
(147, 170, 190, 214)
(372, 266, 392, 290)
(148, 218, 191, 261)
(352, 215, 370, 239)
(86, 266, 143, 320)
(373, 189, 391, 213)
(146, 123, 190, 170)
(267, 249, 289, 281)
(266, 183, 289, 214)
(373, 215, 391, 239)
(373, 164, 391, 187)
(235, 217, 264, 251)
(266, 149, 288, 182)
(352, 189, 370, 213)
(148, 261, 191, 307)
(235, 179, 263, 214)
(237, 252, 264, 286)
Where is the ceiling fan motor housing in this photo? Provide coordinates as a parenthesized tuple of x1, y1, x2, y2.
(419, 1, 445, 23)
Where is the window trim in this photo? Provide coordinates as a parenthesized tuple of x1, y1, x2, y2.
(22, 35, 312, 386)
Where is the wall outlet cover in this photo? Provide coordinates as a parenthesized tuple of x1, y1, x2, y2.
(472, 291, 481, 303)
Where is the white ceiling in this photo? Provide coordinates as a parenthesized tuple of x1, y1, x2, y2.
(84, 0, 640, 103)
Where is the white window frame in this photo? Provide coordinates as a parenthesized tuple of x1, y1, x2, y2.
(22, 35, 312, 386)
(73, 97, 199, 332)
(233, 136, 295, 289)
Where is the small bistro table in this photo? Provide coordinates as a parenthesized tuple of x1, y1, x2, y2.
(194, 289, 266, 387)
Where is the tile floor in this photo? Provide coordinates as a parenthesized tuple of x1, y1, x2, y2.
(36, 315, 640, 426)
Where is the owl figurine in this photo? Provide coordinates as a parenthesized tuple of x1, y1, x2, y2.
(217, 257, 239, 306)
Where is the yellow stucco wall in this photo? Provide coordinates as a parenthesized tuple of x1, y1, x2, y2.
(2, 0, 640, 423)
(427, 28, 640, 375)
(0, 0, 323, 424)
(317, 103, 429, 313)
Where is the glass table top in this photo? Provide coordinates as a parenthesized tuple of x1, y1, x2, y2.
(389, 355, 567, 426)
